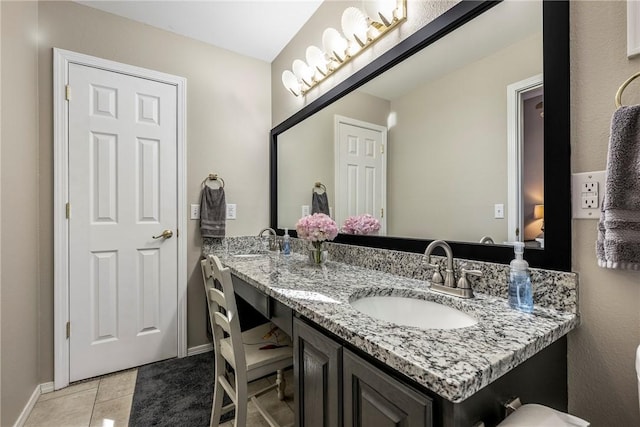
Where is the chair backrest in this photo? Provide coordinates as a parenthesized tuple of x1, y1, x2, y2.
(201, 255, 247, 376)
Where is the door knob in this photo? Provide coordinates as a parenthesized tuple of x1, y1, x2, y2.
(152, 229, 173, 239)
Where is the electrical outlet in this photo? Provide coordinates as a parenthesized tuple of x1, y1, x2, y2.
(190, 204, 200, 220)
(581, 197, 598, 209)
(226, 204, 237, 220)
(572, 170, 606, 219)
(301, 205, 310, 217)
(583, 181, 598, 193)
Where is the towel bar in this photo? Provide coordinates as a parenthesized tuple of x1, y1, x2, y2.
(202, 173, 225, 189)
(615, 71, 640, 108)
(313, 181, 326, 193)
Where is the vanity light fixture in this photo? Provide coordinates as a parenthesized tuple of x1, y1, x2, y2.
(281, 0, 406, 97)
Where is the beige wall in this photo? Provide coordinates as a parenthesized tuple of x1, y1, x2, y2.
(1, 2, 41, 425)
(1, 3, 3, 423)
(273, 1, 640, 425)
(569, 1, 640, 424)
(277, 91, 389, 228)
(33, 1, 271, 386)
(388, 34, 541, 243)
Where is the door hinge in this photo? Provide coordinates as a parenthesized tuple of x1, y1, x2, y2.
(66, 321, 70, 339)
(65, 85, 71, 101)
(380, 144, 385, 154)
(66, 203, 71, 219)
(381, 208, 384, 218)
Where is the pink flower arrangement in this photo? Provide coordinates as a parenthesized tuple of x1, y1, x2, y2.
(296, 213, 338, 243)
(341, 214, 381, 235)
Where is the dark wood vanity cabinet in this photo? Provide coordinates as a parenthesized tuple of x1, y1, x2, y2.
(293, 317, 433, 427)
(293, 317, 342, 427)
(232, 273, 567, 427)
(343, 349, 433, 427)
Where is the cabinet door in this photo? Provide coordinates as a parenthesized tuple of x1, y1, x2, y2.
(293, 318, 342, 427)
(343, 349, 433, 427)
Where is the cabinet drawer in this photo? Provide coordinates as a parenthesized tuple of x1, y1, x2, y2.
(231, 274, 292, 336)
(231, 275, 270, 318)
(270, 298, 293, 336)
(343, 349, 433, 427)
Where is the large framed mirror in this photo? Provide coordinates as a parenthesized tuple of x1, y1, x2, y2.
(270, 0, 570, 271)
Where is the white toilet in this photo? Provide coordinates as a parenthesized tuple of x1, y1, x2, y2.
(497, 344, 640, 426)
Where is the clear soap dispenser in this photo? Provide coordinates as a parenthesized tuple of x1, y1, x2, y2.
(508, 242, 533, 313)
(282, 228, 291, 256)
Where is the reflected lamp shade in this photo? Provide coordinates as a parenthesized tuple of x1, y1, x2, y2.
(534, 204, 544, 237)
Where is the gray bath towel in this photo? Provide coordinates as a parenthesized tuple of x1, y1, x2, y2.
(200, 187, 226, 238)
(312, 191, 330, 215)
(596, 105, 640, 270)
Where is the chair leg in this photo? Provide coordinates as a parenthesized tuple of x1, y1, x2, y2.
(211, 377, 224, 427)
(234, 375, 248, 427)
(276, 369, 285, 401)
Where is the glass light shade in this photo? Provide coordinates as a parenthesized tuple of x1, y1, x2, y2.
(341, 7, 369, 46)
(306, 46, 328, 76)
(281, 70, 300, 96)
(533, 204, 544, 219)
(322, 27, 348, 62)
(363, 0, 398, 26)
(292, 59, 314, 87)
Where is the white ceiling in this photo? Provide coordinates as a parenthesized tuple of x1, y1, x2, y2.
(76, 0, 324, 62)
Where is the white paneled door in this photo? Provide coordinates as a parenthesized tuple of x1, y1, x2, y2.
(335, 116, 387, 234)
(68, 63, 178, 381)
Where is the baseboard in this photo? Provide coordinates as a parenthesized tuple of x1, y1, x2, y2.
(40, 382, 54, 394)
(12, 384, 37, 427)
(187, 343, 212, 356)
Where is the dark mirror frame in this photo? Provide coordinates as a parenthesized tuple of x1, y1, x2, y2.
(270, 0, 570, 271)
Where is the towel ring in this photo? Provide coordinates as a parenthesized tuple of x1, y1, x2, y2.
(201, 173, 225, 189)
(313, 182, 326, 193)
(615, 71, 640, 108)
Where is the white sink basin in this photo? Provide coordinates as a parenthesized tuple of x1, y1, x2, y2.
(350, 296, 478, 330)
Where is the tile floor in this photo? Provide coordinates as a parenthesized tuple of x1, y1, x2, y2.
(24, 364, 294, 427)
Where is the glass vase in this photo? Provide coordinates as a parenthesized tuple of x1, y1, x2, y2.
(308, 242, 328, 264)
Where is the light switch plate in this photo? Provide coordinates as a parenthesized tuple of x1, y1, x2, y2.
(494, 203, 505, 219)
(190, 204, 200, 220)
(226, 204, 237, 220)
(572, 170, 606, 219)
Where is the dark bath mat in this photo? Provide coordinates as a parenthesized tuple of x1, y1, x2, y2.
(129, 351, 232, 426)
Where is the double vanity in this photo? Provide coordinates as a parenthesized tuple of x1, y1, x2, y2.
(203, 236, 579, 427)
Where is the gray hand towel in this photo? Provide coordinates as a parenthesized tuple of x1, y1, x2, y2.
(311, 191, 330, 215)
(596, 105, 640, 270)
(200, 187, 226, 238)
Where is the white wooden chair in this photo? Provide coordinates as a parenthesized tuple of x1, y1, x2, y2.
(201, 254, 293, 427)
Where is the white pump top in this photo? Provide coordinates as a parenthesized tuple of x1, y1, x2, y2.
(510, 242, 529, 271)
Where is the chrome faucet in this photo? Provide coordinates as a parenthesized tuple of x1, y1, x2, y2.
(257, 227, 279, 251)
(424, 240, 456, 287)
(479, 236, 495, 244)
(424, 240, 481, 299)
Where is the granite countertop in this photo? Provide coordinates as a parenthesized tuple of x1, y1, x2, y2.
(211, 249, 578, 403)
